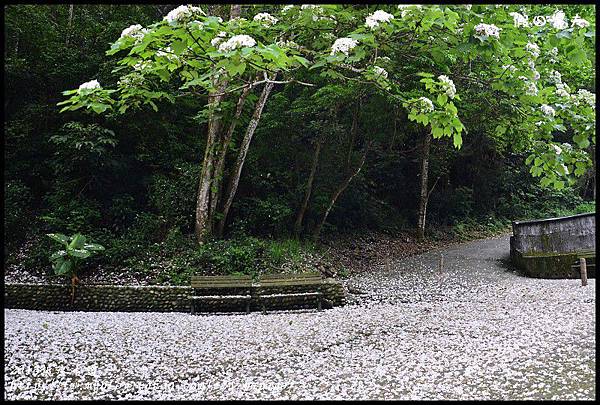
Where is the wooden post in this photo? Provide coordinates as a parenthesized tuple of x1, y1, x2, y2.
(438, 254, 444, 273)
(580, 257, 588, 287)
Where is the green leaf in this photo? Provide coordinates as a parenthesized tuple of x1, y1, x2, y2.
(69, 234, 86, 249)
(84, 243, 105, 251)
(69, 249, 91, 259)
(171, 40, 187, 55)
(90, 103, 109, 114)
(156, 69, 170, 81)
(54, 259, 73, 275)
(453, 132, 462, 149)
(432, 127, 443, 138)
(531, 166, 543, 177)
(437, 93, 448, 106)
(47, 233, 69, 245)
(50, 250, 67, 261)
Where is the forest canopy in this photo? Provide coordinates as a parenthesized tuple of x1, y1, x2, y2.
(4, 4, 596, 283)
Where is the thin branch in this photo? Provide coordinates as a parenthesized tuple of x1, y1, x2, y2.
(427, 176, 441, 199)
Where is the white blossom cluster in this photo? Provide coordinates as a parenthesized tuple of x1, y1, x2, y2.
(418, 97, 435, 113)
(253, 12, 278, 25)
(210, 31, 227, 47)
(571, 15, 591, 28)
(373, 66, 388, 79)
(276, 39, 299, 49)
(330, 37, 358, 56)
(540, 104, 556, 117)
(555, 82, 571, 98)
(78, 80, 101, 92)
(548, 47, 559, 64)
(551, 144, 562, 154)
(282, 5, 294, 13)
(218, 35, 257, 52)
(474, 23, 501, 39)
(301, 4, 323, 12)
(118, 73, 144, 88)
(164, 5, 205, 23)
(133, 60, 152, 71)
(572, 89, 595, 108)
(525, 42, 540, 58)
(365, 10, 394, 29)
(120, 24, 147, 41)
(509, 12, 529, 28)
(501, 64, 516, 73)
(156, 47, 179, 61)
(398, 5, 422, 18)
(519, 77, 538, 96)
(438, 75, 456, 99)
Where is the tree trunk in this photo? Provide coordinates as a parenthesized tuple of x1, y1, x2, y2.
(194, 4, 241, 244)
(294, 136, 323, 237)
(313, 144, 369, 241)
(416, 130, 431, 242)
(210, 84, 252, 223)
(194, 80, 225, 243)
(589, 143, 595, 200)
(66, 5, 74, 46)
(389, 106, 398, 151)
(216, 75, 276, 237)
(346, 103, 359, 172)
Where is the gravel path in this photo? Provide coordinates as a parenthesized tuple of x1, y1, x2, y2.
(4, 234, 596, 400)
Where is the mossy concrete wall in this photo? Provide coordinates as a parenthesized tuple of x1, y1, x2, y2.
(4, 279, 346, 313)
(510, 212, 595, 278)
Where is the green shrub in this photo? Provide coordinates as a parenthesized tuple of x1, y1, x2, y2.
(148, 162, 199, 232)
(41, 191, 103, 235)
(234, 195, 293, 237)
(4, 179, 33, 247)
(104, 212, 167, 265)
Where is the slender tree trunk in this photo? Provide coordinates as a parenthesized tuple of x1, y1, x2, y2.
(210, 84, 252, 223)
(313, 144, 369, 241)
(416, 130, 431, 242)
(389, 106, 398, 151)
(194, 4, 240, 244)
(588, 143, 596, 200)
(346, 103, 359, 171)
(66, 5, 74, 46)
(216, 75, 276, 237)
(294, 136, 323, 237)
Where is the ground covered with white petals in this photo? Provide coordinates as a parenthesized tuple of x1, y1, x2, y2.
(4, 235, 595, 400)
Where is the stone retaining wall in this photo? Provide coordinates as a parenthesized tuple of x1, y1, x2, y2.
(510, 212, 596, 278)
(3, 279, 346, 313)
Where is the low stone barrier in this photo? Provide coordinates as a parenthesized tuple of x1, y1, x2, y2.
(510, 212, 595, 278)
(4, 279, 346, 312)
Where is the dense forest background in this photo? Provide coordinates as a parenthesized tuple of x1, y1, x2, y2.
(4, 5, 595, 283)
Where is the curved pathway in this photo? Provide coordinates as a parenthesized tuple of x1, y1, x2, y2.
(4, 235, 595, 400)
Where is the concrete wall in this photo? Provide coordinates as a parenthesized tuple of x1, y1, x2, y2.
(510, 212, 595, 278)
(510, 212, 595, 254)
(4, 279, 346, 313)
